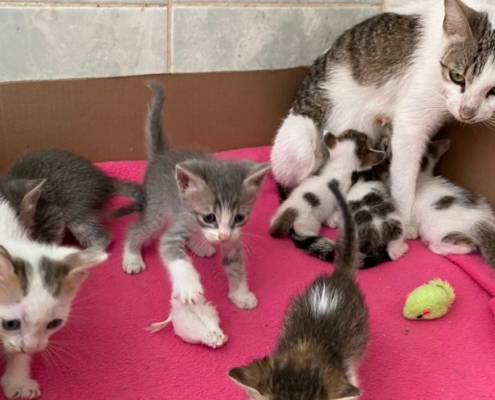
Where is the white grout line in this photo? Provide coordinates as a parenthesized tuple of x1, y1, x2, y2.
(382, 0, 389, 11)
(167, 1, 172, 72)
(0, 2, 167, 7)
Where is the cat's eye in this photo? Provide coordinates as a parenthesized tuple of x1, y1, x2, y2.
(234, 214, 246, 224)
(449, 71, 465, 84)
(487, 88, 495, 97)
(46, 319, 63, 330)
(2, 319, 21, 331)
(202, 214, 216, 224)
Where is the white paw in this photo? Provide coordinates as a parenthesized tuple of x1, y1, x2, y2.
(388, 241, 409, 260)
(173, 281, 204, 305)
(204, 330, 228, 349)
(405, 225, 419, 240)
(123, 251, 146, 275)
(192, 244, 216, 258)
(230, 291, 258, 310)
(1, 376, 40, 399)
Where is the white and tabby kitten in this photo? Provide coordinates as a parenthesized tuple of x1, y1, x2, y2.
(271, 0, 495, 239)
(270, 130, 384, 238)
(230, 182, 368, 400)
(413, 139, 495, 266)
(122, 82, 270, 318)
(0, 190, 106, 399)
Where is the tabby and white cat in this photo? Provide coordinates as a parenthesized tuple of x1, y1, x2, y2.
(413, 139, 495, 266)
(230, 182, 368, 400)
(0, 189, 107, 399)
(122, 82, 270, 315)
(271, 0, 495, 239)
(270, 130, 384, 238)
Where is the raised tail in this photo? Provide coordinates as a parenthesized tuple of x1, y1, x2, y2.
(111, 179, 145, 218)
(328, 180, 359, 277)
(473, 221, 495, 267)
(290, 231, 335, 262)
(146, 81, 168, 159)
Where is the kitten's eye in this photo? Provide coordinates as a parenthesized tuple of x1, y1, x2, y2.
(234, 214, 246, 224)
(46, 319, 63, 330)
(449, 71, 465, 84)
(2, 319, 21, 331)
(202, 214, 216, 224)
(487, 88, 495, 97)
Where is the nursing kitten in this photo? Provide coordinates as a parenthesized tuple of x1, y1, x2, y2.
(271, 0, 495, 239)
(230, 181, 368, 400)
(122, 82, 270, 310)
(0, 190, 107, 399)
(0, 149, 144, 249)
(413, 139, 495, 266)
(270, 130, 384, 238)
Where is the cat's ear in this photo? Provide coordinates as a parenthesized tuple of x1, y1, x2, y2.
(62, 249, 108, 292)
(228, 357, 272, 398)
(443, 0, 478, 40)
(323, 131, 337, 149)
(428, 139, 451, 161)
(175, 164, 206, 194)
(359, 149, 386, 170)
(0, 245, 15, 281)
(332, 384, 361, 400)
(244, 163, 271, 192)
(19, 179, 45, 228)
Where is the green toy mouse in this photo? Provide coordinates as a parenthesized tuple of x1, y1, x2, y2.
(403, 279, 456, 320)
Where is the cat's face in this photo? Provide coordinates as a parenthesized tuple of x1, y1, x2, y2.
(441, 0, 495, 123)
(175, 160, 270, 244)
(229, 357, 360, 400)
(0, 245, 106, 354)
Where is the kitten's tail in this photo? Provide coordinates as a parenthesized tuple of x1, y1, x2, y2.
(146, 81, 169, 159)
(473, 222, 495, 267)
(290, 231, 336, 262)
(111, 179, 146, 218)
(328, 180, 359, 278)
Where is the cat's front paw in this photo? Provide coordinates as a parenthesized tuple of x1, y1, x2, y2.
(230, 290, 258, 310)
(405, 225, 419, 240)
(204, 330, 228, 349)
(122, 251, 146, 275)
(173, 282, 204, 305)
(1, 375, 40, 399)
(388, 241, 409, 260)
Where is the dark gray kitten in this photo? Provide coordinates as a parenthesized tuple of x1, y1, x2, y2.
(122, 82, 270, 311)
(230, 181, 368, 400)
(0, 149, 143, 249)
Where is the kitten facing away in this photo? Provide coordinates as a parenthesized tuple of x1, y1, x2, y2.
(122, 82, 270, 315)
(0, 193, 107, 399)
(413, 139, 495, 267)
(271, 0, 495, 240)
(230, 181, 369, 400)
(0, 149, 144, 250)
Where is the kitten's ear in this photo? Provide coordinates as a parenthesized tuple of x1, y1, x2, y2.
(428, 139, 451, 160)
(323, 131, 337, 149)
(443, 0, 478, 40)
(244, 163, 271, 192)
(175, 165, 206, 194)
(62, 249, 108, 291)
(228, 357, 272, 397)
(19, 179, 45, 227)
(360, 150, 386, 170)
(333, 384, 361, 399)
(0, 246, 14, 280)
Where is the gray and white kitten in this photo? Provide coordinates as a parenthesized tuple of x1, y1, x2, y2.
(230, 182, 368, 400)
(0, 149, 144, 249)
(122, 82, 270, 311)
(413, 139, 495, 266)
(271, 0, 495, 240)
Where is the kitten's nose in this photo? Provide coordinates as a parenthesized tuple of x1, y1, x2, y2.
(459, 107, 475, 121)
(219, 233, 231, 242)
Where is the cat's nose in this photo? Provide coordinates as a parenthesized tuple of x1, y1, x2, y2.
(219, 233, 231, 242)
(459, 107, 476, 120)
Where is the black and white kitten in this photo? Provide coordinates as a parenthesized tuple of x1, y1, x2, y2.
(0, 149, 144, 249)
(122, 82, 270, 316)
(230, 181, 369, 400)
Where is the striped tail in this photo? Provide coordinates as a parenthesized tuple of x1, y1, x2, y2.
(146, 81, 169, 159)
(290, 231, 336, 262)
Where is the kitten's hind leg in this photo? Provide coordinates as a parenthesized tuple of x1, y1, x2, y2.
(186, 231, 216, 258)
(221, 241, 257, 310)
(1, 354, 39, 399)
(67, 215, 112, 250)
(429, 232, 477, 256)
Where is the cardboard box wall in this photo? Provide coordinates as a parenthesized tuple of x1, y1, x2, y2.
(0, 68, 494, 206)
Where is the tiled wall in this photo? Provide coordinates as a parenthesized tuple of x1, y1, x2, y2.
(0, 0, 401, 83)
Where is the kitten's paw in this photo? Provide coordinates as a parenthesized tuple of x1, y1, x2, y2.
(204, 330, 228, 349)
(1, 376, 40, 399)
(388, 241, 409, 260)
(324, 216, 339, 228)
(173, 282, 204, 305)
(230, 291, 258, 310)
(122, 252, 146, 275)
(405, 225, 419, 240)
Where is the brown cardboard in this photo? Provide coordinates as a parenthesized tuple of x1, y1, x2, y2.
(1, 67, 495, 206)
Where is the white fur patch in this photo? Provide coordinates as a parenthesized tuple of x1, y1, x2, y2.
(311, 285, 340, 315)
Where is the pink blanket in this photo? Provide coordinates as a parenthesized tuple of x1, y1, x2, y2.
(5, 146, 495, 399)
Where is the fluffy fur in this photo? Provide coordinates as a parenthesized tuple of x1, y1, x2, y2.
(413, 139, 495, 266)
(229, 182, 368, 400)
(271, 0, 495, 239)
(122, 82, 270, 315)
(0, 194, 107, 399)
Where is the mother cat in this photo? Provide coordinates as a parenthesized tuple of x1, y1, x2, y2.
(271, 0, 495, 238)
